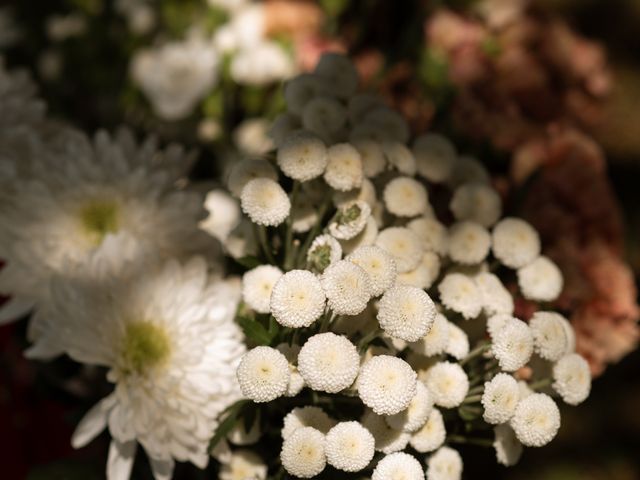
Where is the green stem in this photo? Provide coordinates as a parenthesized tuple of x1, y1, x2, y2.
(319, 312, 334, 333)
(283, 181, 300, 271)
(358, 328, 382, 352)
(529, 378, 552, 391)
(467, 384, 485, 395)
(447, 435, 493, 448)
(295, 197, 333, 267)
(460, 342, 490, 366)
(255, 224, 276, 265)
(462, 394, 483, 404)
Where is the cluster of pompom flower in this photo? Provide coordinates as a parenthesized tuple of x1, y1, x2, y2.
(223, 54, 593, 479)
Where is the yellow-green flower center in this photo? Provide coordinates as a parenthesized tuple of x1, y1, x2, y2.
(120, 321, 171, 375)
(79, 199, 120, 245)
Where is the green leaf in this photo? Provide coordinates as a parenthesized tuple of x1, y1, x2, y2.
(237, 316, 274, 345)
(209, 399, 251, 450)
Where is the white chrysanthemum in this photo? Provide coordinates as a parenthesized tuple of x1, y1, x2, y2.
(362, 106, 410, 143)
(329, 200, 371, 240)
(361, 409, 410, 454)
(510, 393, 560, 447)
(307, 234, 342, 274)
(298, 333, 360, 393)
(324, 143, 364, 191)
(559, 316, 576, 353)
(357, 355, 418, 415)
(29, 258, 245, 479)
(227, 159, 278, 198)
(409, 313, 450, 357)
(491, 318, 534, 372)
(475, 272, 514, 316)
(413, 133, 457, 183)
(276, 343, 305, 397)
(487, 313, 515, 339)
(492, 218, 541, 269)
(383, 176, 429, 217)
(277, 130, 327, 182)
(237, 346, 290, 403)
(423, 361, 469, 408)
(444, 322, 470, 360)
(353, 139, 386, 178)
(283, 73, 325, 116)
(280, 427, 326, 478)
(482, 373, 520, 424)
(409, 408, 446, 453)
(302, 96, 347, 141)
(397, 251, 441, 290)
(282, 406, 337, 440)
(321, 260, 372, 316)
(334, 178, 377, 208)
(314, 53, 359, 99)
(408, 217, 448, 256)
(230, 40, 294, 86)
(426, 447, 463, 480)
(493, 424, 523, 467)
(233, 118, 274, 156)
(438, 273, 483, 320)
(341, 216, 379, 254)
(200, 189, 241, 243)
(219, 449, 267, 480)
(325, 421, 375, 472)
(242, 265, 283, 314)
(517, 256, 563, 302)
(269, 112, 301, 148)
(387, 382, 434, 433)
(373, 452, 424, 480)
(376, 227, 423, 273)
(270, 270, 326, 328)
(347, 245, 397, 297)
(447, 221, 491, 265)
(552, 353, 591, 405)
(449, 155, 490, 187)
(382, 141, 417, 175)
(377, 285, 436, 342)
(450, 183, 502, 227)
(240, 178, 291, 226)
(529, 312, 570, 361)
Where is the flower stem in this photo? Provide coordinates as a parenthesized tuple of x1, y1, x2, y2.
(447, 435, 493, 448)
(529, 378, 552, 391)
(462, 394, 483, 404)
(295, 197, 333, 267)
(358, 328, 382, 352)
(255, 224, 277, 265)
(283, 181, 300, 271)
(460, 342, 490, 366)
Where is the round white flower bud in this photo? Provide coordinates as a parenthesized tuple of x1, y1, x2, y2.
(240, 178, 291, 226)
(482, 373, 520, 424)
(325, 421, 375, 472)
(298, 333, 360, 393)
(517, 256, 563, 302)
(552, 353, 591, 405)
(302, 96, 347, 141)
(475, 272, 514, 316)
(444, 322, 470, 360)
(413, 133, 457, 183)
(493, 424, 523, 467)
(307, 234, 342, 274)
(242, 265, 283, 314)
(438, 273, 483, 320)
(423, 361, 469, 408)
(283, 73, 324, 115)
(492, 218, 541, 269)
(491, 317, 534, 372)
(409, 313, 450, 357)
(358, 355, 418, 415)
(373, 452, 424, 480)
(382, 141, 416, 175)
(529, 311, 570, 361)
(426, 446, 463, 480)
(329, 200, 371, 240)
(282, 406, 337, 440)
(353, 139, 386, 178)
(227, 158, 278, 197)
(409, 408, 446, 453)
(387, 382, 434, 433)
(277, 130, 327, 182)
(347, 245, 397, 297)
(324, 143, 364, 191)
(376, 227, 423, 273)
(447, 221, 491, 265)
(314, 52, 358, 98)
(450, 183, 502, 227)
(510, 393, 560, 447)
(449, 155, 490, 187)
(361, 409, 411, 454)
(237, 346, 290, 402)
(270, 270, 326, 328)
(384, 176, 429, 218)
(321, 260, 372, 316)
(280, 427, 326, 478)
(408, 217, 448, 255)
(377, 285, 436, 342)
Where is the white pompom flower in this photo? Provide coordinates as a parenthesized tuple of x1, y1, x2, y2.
(444, 322, 470, 360)
(397, 251, 441, 290)
(321, 260, 372, 316)
(377, 285, 436, 342)
(269, 112, 301, 147)
(237, 346, 290, 403)
(552, 353, 591, 405)
(227, 158, 278, 197)
(409, 313, 450, 357)
(314, 52, 358, 99)
(307, 234, 342, 274)
(475, 272, 514, 316)
(363, 106, 410, 144)
(270, 270, 326, 328)
(438, 273, 483, 320)
(423, 361, 469, 408)
(353, 139, 386, 178)
(329, 200, 371, 240)
(426, 446, 463, 480)
(493, 424, 523, 467)
(298, 333, 360, 393)
(529, 311, 570, 361)
(347, 245, 397, 297)
(376, 227, 423, 273)
(510, 393, 560, 447)
(240, 178, 291, 227)
(324, 143, 364, 191)
(492, 217, 541, 269)
(413, 133, 457, 183)
(282, 406, 337, 440)
(447, 221, 491, 265)
(357, 355, 418, 415)
(372, 452, 424, 480)
(283, 73, 324, 116)
(242, 265, 283, 314)
(333, 178, 377, 209)
(276, 130, 327, 182)
(482, 373, 520, 424)
(517, 256, 563, 302)
(325, 421, 375, 472)
(450, 182, 502, 227)
(382, 141, 417, 175)
(361, 409, 411, 454)
(491, 317, 534, 372)
(449, 155, 490, 187)
(387, 382, 434, 433)
(409, 407, 446, 453)
(408, 216, 448, 256)
(302, 96, 347, 141)
(280, 427, 326, 478)
(383, 176, 429, 218)
(486, 313, 515, 339)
